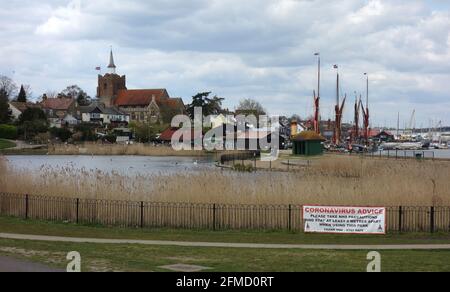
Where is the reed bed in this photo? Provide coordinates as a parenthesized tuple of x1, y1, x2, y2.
(49, 143, 210, 157)
(1, 155, 450, 206)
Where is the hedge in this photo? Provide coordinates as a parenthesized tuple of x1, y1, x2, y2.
(0, 124, 18, 139)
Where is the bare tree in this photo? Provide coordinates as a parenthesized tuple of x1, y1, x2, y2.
(236, 98, 267, 116)
(0, 75, 18, 99)
(45, 91, 58, 99)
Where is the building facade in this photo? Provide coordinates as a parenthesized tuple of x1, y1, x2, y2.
(96, 50, 185, 124)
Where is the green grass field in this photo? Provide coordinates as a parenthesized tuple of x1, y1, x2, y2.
(1, 217, 450, 272)
(0, 139, 16, 150)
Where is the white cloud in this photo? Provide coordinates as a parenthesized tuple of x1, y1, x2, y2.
(0, 0, 449, 126)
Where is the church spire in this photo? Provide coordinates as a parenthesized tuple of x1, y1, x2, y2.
(108, 48, 116, 74)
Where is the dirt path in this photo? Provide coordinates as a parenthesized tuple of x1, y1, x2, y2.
(1, 233, 450, 250)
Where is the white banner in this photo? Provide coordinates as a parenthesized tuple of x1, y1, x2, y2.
(303, 205, 386, 234)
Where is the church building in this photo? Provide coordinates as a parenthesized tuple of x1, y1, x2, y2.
(97, 50, 185, 124)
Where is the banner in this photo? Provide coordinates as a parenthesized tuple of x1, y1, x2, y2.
(303, 205, 386, 234)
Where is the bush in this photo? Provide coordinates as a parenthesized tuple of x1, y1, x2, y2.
(49, 127, 72, 142)
(232, 163, 255, 173)
(0, 124, 18, 139)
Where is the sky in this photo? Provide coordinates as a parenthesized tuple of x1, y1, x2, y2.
(0, 0, 449, 128)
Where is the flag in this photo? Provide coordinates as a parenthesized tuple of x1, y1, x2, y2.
(314, 53, 320, 56)
(333, 65, 338, 69)
(95, 67, 101, 71)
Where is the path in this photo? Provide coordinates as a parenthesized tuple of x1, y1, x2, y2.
(0, 256, 62, 272)
(1, 233, 450, 250)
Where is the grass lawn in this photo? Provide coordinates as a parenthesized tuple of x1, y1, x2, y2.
(2, 216, 450, 245)
(0, 139, 16, 150)
(0, 238, 450, 272)
(1, 217, 450, 271)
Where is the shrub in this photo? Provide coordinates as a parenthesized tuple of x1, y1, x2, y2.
(49, 127, 73, 142)
(0, 124, 18, 139)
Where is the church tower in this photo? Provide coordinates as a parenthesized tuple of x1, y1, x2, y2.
(97, 49, 127, 107)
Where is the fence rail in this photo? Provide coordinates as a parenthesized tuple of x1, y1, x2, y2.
(1, 193, 449, 233)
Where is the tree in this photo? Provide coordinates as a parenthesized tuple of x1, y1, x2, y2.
(61, 85, 91, 106)
(187, 92, 224, 119)
(132, 122, 158, 143)
(0, 88, 12, 124)
(17, 85, 27, 103)
(19, 108, 47, 123)
(0, 75, 18, 99)
(236, 98, 266, 116)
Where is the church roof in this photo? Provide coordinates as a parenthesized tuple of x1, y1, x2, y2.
(114, 89, 169, 107)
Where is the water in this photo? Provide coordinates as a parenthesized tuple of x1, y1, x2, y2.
(377, 149, 450, 159)
(4, 155, 216, 176)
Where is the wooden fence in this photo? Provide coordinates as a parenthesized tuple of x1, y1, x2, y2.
(1, 193, 449, 233)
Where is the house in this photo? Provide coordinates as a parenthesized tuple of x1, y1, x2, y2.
(78, 104, 129, 127)
(40, 97, 78, 128)
(292, 131, 326, 156)
(96, 50, 185, 124)
(8, 102, 40, 120)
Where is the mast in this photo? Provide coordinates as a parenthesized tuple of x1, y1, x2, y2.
(314, 53, 321, 135)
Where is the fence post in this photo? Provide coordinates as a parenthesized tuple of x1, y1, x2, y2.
(398, 206, 402, 233)
(212, 204, 216, 231)
(288, 204, 292, 231)
(430, 206, 435, 234)
(76, 198, 79, 224)
(25, 194, 29, 220)
(140, 201, 144, 229)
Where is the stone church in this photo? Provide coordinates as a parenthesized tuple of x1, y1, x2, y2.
(97, 50, 185, 124)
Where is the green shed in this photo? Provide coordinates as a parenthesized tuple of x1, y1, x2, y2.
(292, 131, 326, 156)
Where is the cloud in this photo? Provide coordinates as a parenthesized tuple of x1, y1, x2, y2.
(0, 0, 449, 127)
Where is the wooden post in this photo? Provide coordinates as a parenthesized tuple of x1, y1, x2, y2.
(398, 206, 402, 233)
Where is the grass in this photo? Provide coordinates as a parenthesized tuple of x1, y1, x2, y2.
(0, 139, 16, 150)
(1, 217, 450, 272)
(1, 238, 450, 272)
(1, 216, 450, 245)
(1, 154, 450, 205)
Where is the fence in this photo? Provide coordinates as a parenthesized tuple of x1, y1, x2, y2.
(1, 193, 449, 233)
(348, 149, 436, 160)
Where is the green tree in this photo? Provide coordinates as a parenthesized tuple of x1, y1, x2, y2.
(133, 122, 158, 143)
(61, 85, 91, 106)
(17, 85, 27, 102)
(19, 108, 47, 123)
(187, 92, 224, 119)
(0, 88, 12, 124)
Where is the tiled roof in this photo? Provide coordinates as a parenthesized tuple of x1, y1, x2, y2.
(159, 127, 203, 142)
(41, 98, 75, 110)
(114, 89, 168, 107)
(9, 102, 39, 113)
